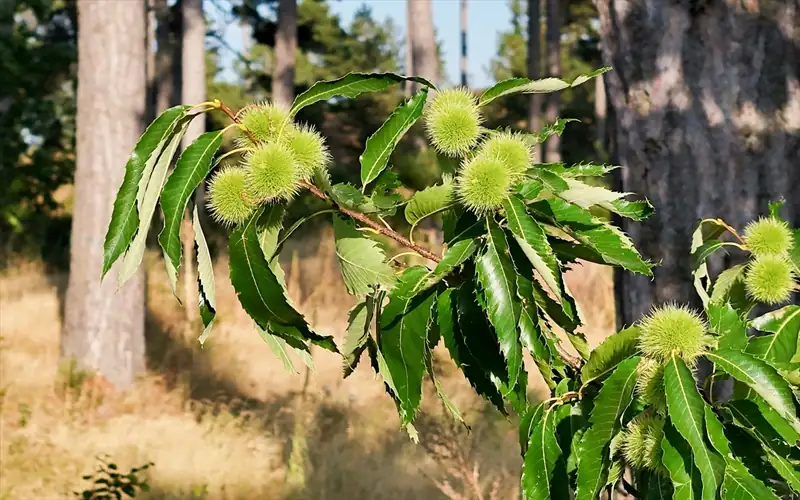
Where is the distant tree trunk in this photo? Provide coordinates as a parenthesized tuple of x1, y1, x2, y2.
(597, 0, 799, 325)
(146, 0, 157, 120)
(543, 0, 561, 162)
(63, 0, 147, 389)
(408, 0, 438, 91)
(181, 0, 206, 327)
(155, 0, 180, 111)
(460, 0, 468, 87)
(595, 72, 607, 158)
(273, 0, 297, 109)
(405, 0, 413, 97)
(527, 0, 542, 163)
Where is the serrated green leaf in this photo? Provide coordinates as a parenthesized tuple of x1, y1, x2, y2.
(117, 118, 190, 287)
(520, 401, 547, 456)
(707, 349, 800, 434)
(522, 405, 569, 500)
(229, 209, 315, 334)
(665, 356, 725, 500)
(662, 422, 701, 500)
(193, 206, 216, 347)
(258, 327, 298, 374)
(504, 195, 564, 303)
(159, 129, 224, 288)
(519, 302, 560, 390)
(342, 297, 375, 378)
(378, 266, 436, 425)
(102, 105, 190, 277)
(432, 238, 477, 279)
(708, 303, 748, 351)
(557, 178, 629, 210)
(330, 183, 377, 213)
(479, 67, 609, 106)
(581, 326, 641, 384)
(748, 305, 800, 364)
(691, 219, 737, 308)
(575, 356, 640, 500)
(333, 214, 396, 296)
(404, 182, 455, 227)
(256, 204, 287, 284)
(534, 169, 571, 193)
(439, 283, 508, 414)
(726, 396, 799, 453)
(710, 264, 747, 305)
(518, 179, 545, 201)
(763, 446, 800, 493)
(523, 119, 578, 145)
(361, 88, 428, 187)
(289, 72, 435, 116)
(475, 218, 523, 394)
(704, 406, 779, 499)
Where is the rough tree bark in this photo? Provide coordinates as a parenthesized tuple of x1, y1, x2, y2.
(460, 0, 468, 87)
(273, 0, 297, 109)
(597, 0, 799, 325)
(155, 0, 181, 112)
(63, 0, 147, 388)
(180, 0, 206, 325)
(544, 0, 561, 162)
(595, 72, 607, 158)
(527, 0, 542, 163)
(408, 0, 439, 90)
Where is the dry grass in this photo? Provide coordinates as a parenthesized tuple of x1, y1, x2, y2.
(0, 231, 614, 500)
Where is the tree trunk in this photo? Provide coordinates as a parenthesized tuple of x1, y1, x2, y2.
(597, 0, 799, 325)
(527, 0, 542, 163)
(273, 0, 297, 109)
(595, 72, 607, 159)
(154, 0, 180, 111)
(543, 0, 561, 162)
(63, 0, 147, 389)
(181, 0, 205, 327)
(408, 0, 439, 91)
(405, 0, 413, 97)
(460, 0, 468, 87)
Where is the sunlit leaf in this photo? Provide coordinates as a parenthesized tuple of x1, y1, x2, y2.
(333, 214, 396, 296)
(479, 67, 609, 106)
(193, 206, 216, 346)
(581, 326, 641, 384)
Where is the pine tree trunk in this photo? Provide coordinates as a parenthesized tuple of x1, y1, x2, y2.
(408, 0, 438, 90)
(181, 0, 206, 327)
(63, 0, 147, 389)
(597, 0, 799, 325)
(155, 0, 180, 111)
(460, 0, 468, 87)
(595, 72, 607, 158)
(527, 0, 542, 163)
(544, 0, 561, 162)
(273, 0, 297, 109)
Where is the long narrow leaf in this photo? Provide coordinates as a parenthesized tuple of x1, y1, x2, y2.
(193, 206, 216, 346)
(479, 67, 609, 106)
(361, 88, 428, 187)
(102, 105, 190, 277)
(159, 129, 225, 287)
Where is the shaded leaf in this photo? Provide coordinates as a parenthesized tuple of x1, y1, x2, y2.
(432, 238, 478, 279)
(575, 356, 640, 500)
(707, 349, 800, 434)
(193, 206, 216, 346)
(475, 218, 523, 393)
(159, 129, 224, 287)
(665, 356, 725, 500)
(763, 446, 800, 493)
(523, 118, 578, 145)
(581, 326, 641, 384)
(404, 182, 455, 227)
(520, 401, 547, 456)
(118, 118, 190, 287)
(662, 422, 701, 500)
(333, 214, 396, 296)
(749, 305, 800, 364)
(710, 264, 747, 305)
(691, 218, 739, 308)
(342, 297, 375, 377)
(708, 303, 748, 351)
(258, 327, 298, 374)
(479, 67, 609, 106)
(361, 88, 428, 187)
(522, 405, 568, 500)
(378, 266, 436, 425)
(290, 72, 435, 116)
(103, 105, 190, 277)
(331, 183, 377, 213)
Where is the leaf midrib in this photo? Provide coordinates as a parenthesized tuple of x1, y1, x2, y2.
(363, 93, 424, 183)
(239, 217, 293, 325)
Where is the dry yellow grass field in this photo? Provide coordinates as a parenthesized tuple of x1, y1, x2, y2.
(0, 235, 615, 500)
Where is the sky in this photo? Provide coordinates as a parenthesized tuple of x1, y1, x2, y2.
(211, 0, 512, 89)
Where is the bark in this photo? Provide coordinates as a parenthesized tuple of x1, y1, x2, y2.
(544, 0, 561, 162)
(595, 72, 607, 157)
(63, 0, 147, 388)
(408, 0, 439, 90)
(527, 0, 542, 163)
(597, 0, 799, 325)
(273, 0, 297, 109)
(181, 0, 206, 325)
(460, 0, 468, 87)
(154, 0, 180, 111)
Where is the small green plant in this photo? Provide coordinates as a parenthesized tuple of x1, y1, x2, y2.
(101, 69, 799, 499)
(75, 456, 153, 499)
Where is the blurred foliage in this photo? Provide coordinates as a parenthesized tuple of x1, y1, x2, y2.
(1, 0, 76, 262)
(3, 0, 606, 269)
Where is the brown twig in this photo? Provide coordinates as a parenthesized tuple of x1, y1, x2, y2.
(217, 100, 442, 263)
